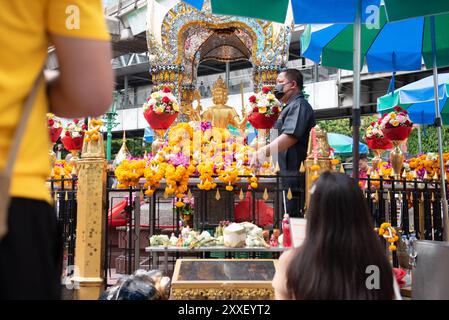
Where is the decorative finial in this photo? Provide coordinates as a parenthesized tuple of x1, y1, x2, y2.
(287, 188, 293, 200)
(215, 188, 221, 201)
(263, 188, 269, 200)
(274, 162, 280, 173)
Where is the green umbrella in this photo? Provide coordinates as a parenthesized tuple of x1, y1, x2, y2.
(384, 0, 449, 22)
(301, 7, 449, 71)
(327, 133, 368, 156)
(303, 4, 449, 239)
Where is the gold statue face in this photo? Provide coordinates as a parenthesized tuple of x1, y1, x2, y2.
(212, 76, 228, 105)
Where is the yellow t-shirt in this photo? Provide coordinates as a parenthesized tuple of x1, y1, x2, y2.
(0, 0, 110, 203)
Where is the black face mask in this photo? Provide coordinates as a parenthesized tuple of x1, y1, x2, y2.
(274, 83, 286, 100)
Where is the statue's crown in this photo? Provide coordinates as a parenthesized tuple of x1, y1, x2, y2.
(212, 75, 227, 92)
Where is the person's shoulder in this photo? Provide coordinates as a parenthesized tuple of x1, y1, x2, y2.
(279, 248, 297, 266)
(299, 97, 313, 109)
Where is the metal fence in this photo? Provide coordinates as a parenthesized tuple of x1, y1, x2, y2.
(360, 176, 445, 240)
(359, 175, 447, 267)
(48, 177, 78, 276)
(52, 171, 446, 284)
(103, 173, 305, 285)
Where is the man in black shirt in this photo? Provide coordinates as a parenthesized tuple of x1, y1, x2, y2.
(252, 69, 316, 217)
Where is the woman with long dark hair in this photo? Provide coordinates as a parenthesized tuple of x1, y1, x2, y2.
(272, 172, 400, 299)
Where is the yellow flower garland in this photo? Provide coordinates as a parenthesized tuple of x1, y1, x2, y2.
(378, 222, 399, 251)
(115, 159, 146, 188)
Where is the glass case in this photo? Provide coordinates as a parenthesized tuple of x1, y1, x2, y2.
(171, 259, 278, 300)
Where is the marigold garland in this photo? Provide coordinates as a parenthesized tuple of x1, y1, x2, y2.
(378, 222, 399, 251)
(115, 159, 146, 189)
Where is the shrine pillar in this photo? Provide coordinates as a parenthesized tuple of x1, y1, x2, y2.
(305, 126, 332, 210)
(72, 120, 107, 300)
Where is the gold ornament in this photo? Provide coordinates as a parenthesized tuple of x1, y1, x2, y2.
(263, 188, 269, 200)
(287, 188, 293, 200)
(215, 188, 221, 201)
(274, 162, 280, 173)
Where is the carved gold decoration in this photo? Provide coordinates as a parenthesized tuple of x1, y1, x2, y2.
(305, 126, 332, 209)
(147, 0, 290, 93)
(172, 288, 274, 300)
(171, 258, 277, 300)
(307, 126, 331, 158)
(176, 21, 259, 66)
(82, 119, 104, 159)
(181, 88, 202, 122)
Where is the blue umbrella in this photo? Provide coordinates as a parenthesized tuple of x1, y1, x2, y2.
(377, 73, 449, 125)
(327, 133, 368, 155)
(144, 127, 154, 143)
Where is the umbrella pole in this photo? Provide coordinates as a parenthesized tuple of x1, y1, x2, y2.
(431, 16, 449, 241)
(352, 0, 362, 181)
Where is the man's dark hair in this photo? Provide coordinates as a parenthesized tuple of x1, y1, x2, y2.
(281, 68, 304, 91)
(359, 154, 368, 160)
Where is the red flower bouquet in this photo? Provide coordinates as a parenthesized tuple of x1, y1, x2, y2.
(380, 106, 413, 141)
(143, 86, 179, 130)
(247, 87, 282, 129)
(365, 121, 393, 150)
(61, 119, 86, 151)
(47, 113, 63, 143)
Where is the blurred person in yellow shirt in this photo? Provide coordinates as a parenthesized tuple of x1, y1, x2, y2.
(0, 0, 113, 299)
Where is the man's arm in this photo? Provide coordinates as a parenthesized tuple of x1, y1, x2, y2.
(250, 134, 298, 168)
(48, 35, 114, 118)
(260, 134, 298, 157)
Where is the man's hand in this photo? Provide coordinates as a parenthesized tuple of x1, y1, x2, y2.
(250, 146, 270, 170)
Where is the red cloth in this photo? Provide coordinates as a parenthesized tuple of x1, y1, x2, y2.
(393, 268, 407, 288)
(234, 192, 274, 227)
